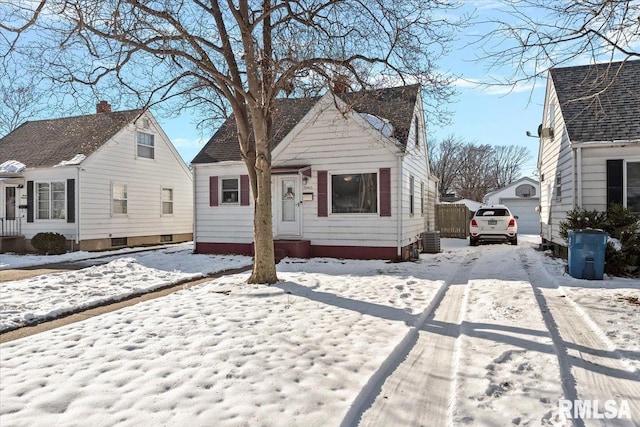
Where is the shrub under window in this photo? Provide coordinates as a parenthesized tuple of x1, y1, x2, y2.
(332, 173, 377, 214)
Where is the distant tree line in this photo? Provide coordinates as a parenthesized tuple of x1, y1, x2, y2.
(429, 135, 532, 201)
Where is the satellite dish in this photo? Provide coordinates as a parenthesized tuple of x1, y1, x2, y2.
(537, 124, 543, 137)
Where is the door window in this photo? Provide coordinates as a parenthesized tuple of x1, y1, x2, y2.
(282, 179, 296, 222)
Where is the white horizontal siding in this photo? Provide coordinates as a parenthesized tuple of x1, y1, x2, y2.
(540, 79, 577, 245)
(195, 93, 433, 253)
(79, 113, 193, 240)
(580, 145, 640, 211)
(276, 102, 399, 248)
(19, 167, 78, 240)
(194, 163, 254, 243)
(401, 100, 430, 246)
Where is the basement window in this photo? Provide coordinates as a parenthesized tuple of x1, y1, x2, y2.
(111, 237, 127, 247)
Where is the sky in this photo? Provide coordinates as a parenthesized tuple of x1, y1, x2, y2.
(158, 1, 546, 179)
(2, 238, 639, 425)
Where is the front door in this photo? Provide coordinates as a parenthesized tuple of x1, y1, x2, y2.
(275, 176, 301, 237)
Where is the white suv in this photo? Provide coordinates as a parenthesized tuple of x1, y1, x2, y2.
(469, 205, 518, 246)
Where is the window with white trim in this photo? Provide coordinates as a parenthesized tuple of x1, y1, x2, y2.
(36, 181, 65, 220)
(162, 188, 174, 215)
(555, 173, 562, 201)
(628, 162, 640, 212)
(112, 183, 128, 214)
(331, 173, 377, 214)
(221, 178, 239, 204)
(409, 175, 415, 215)
(137, 132, 155, 159)
(420, 181, 425, 215)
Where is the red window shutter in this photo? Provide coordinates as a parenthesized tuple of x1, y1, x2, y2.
(209, 176, 218, 206)
(317, 171, 328, 217)
(240, 175, 250, 206)
(380, 168, 391, 217)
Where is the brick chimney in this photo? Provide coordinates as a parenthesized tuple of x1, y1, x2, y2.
(96, 100, 112, 113)
(333, 75, 350, 94)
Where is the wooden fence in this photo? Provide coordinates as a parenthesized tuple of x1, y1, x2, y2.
(436, 204, 471, 238)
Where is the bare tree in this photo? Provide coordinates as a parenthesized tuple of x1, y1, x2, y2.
(430, 137, 533, 200)
(1, 0, 464, 283)
(429, 135, 463, 197)
(491, 145, 532, 189)
(0, 66, 46, 136)
(476, 0, 640, 90)
(455, 143, 494, 201)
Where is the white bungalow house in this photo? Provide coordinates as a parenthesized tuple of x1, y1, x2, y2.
(483, 177, 540, 234)
(191, 84, 438, 260)
(0, 101, 193, 252)
(538, 59, 640, 248)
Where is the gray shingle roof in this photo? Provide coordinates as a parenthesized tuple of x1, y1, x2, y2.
(191, 84, 420, 164)
(0, 109, 143, 168)
(550, 60, 640, 143)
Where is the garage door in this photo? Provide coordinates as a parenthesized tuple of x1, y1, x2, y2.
(500, 198, 540, 235)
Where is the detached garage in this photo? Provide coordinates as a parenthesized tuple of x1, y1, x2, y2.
(484, 177, 541, 235)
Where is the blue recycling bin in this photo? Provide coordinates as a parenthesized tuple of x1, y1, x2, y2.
(567, 229, 607, 280)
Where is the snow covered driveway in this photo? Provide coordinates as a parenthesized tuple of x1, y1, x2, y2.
(357, 242, 639, 426)
(1, 238, 638, 426)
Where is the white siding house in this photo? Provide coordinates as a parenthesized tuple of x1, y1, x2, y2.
(0, 102, 193, 252)
(483, 177, 540, 234)
(192, 85, 438, 260)
(538, 60, 640, 247)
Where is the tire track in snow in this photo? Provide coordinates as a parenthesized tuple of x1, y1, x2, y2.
(347, 252, 477, 427)
(520, 250, 640, 427)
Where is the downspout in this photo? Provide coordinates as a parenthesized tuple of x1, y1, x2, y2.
(75, 166, 80, 249)
(576, 147, 582, 208)
(192, 166, 197, 253)
(396, 152, 403, 258)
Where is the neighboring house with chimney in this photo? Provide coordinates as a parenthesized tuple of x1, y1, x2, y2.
(538, 59, 640, 248)
(0, 101, 193, 253)
(191, 84, 439, 260)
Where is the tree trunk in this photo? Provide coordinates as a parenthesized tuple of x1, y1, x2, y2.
(248, 165, 278, 284)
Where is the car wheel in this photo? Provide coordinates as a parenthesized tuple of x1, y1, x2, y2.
(470, 237, 478, 246)
(511, 236, 518, 246)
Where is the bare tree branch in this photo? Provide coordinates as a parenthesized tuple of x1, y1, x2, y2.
(0, 0, 466, 282)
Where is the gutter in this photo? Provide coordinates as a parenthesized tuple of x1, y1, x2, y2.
(571, 139, 640, 148)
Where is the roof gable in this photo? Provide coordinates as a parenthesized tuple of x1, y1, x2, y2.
(549, 60, 640, 142)
(191, 84, 420, 164)
(485, 177, 540, 199)
(0, 109, 143, 168)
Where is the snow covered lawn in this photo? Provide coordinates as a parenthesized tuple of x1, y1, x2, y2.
(1, 237, 638, 426)
(0, 244, 253, 331)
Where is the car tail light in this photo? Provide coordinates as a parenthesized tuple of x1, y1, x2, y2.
(471, 219, 478, 227)
(508, 218, 516, 227)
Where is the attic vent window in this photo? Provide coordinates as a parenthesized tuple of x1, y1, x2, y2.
(142, 118, 151, 129)
(515, 184, 536, 198)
